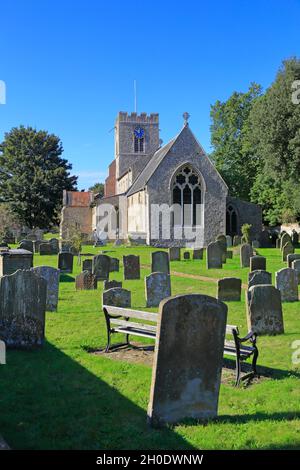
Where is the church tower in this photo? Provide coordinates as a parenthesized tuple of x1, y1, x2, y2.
(115, 112, 159, 190)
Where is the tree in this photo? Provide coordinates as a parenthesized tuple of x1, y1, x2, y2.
(0, 126, 77, 228)
(210, 83, 262, 200)
(0, 203, 20, 240)
(89, 182, 104, 198)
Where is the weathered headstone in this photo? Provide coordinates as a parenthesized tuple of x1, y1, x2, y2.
(292, 260, 300, 284)
(147, 294, 227, 427)
(109, 257, 120, 272)
(183, 251, 190, 260)
(169, 247, 180, 261)
(248, 270, 272, 289)
(58, 252, 74, 273)
(193, 248, 203, 260)
(123, 255, 140, 280)
(92, 254, 110, 280)
(282, 242, 294, 262)
(250, 255, 266, 272)
(114, 239, 123, 246)
(287, 253, 300, 268)
(292, 231, 299, 247)
(31, 266, 60, 311)
(233, 235, 241, 246)
(216, 236, 227, 263)
(226, 235, 232, 247)
(102, 287, 131, 308)
(39, 243, 53, 255)
(0, 270, 47, 348)
(246, 285, 284, 335)
(217, 278, 241, 301)
(103, 280, 123, 290)
(259, 230, 271, 248)
(280, 233, 291, 251)
(252, 240, 260, 249)
(275, 268, 298, 302)
(207, 242, 222, 269)
(19, 240, 33, 252)
(33, 240, 43, 253)
(240, 244, 252, 268)
(49, 238, 59, 254)
(0, 249, 33, 276)
(82, 258, 93, 273)
(276, 239, 281, 249)
(75, 271, 97, 290)
(151, 251, 170, 274)
(145, 272, 171, 307)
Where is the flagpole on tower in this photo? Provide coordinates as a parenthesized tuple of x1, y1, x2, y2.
(134, 80, 137, 113)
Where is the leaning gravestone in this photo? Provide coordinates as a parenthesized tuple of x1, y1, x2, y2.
(92, 254, 110, 280)
(207, 242, 222, 269)
(102, 287, 131, 308)
(82, 258, 92, 273)
(233, 235, 241, 246)
(31, 266, 60, 311)
(287, 253, 300, 268)
(248, 270, 272, 289)
(58, 252, 74, 273)
(246, 285, 284, 335)
(75, 271, 97, 290)
(250, 255, 266, 272)
(193, 248, 203, 260)
(19, 240, 33, 252)
(151, 251, 170, 274)
(109, 257, 120, 272)
(240, 244, 252, 268)
(0, 270, 47, 348)
(280, 233, 291, 251)
(292, 260, 300, 284)
(123, 255, 140, 280)
(39, 243, 53, 255)
(217, 277, 241, 301)
(0, 249, 33, 276)
(145, 272, 171, 307)
(275, 268, 298, 302)
(282, 242, 294, 262)
(103, 280, 123, 290)
(169, 247, 180, 261)
(147, 294, 227, 427)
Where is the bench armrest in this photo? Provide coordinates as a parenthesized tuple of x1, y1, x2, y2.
(239, 331, 257, 345)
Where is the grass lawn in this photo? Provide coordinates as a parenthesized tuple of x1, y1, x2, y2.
(0, 243, 300, 450)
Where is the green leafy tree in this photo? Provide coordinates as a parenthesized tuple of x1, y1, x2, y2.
(241, 223, 252, 243)
(0, 126, 77, 228)
(89, 182, 104, 198)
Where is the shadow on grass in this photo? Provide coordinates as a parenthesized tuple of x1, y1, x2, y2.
(0, 341, 195, 450)
(59, 274, 75, 282)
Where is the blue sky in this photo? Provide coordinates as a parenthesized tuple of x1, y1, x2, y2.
(0, 0, 300, 189)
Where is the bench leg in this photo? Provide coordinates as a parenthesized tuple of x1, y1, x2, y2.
(105, 330, 111, 353)
(126, 333, 130, 346)
(252, 347, 259, 377)
(235, 355, 241, 387)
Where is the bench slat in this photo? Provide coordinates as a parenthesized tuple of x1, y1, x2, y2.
(111, 319, 157, 332)
(226, 324, 238, 334)
(113, 327, 156, 339)
(103, 305, 158, 322)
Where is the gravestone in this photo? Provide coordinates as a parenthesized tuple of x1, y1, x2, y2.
(39, 243, 53, 255)
(246, 285, 284, 335)
(103, 280, 123, 290)
(183, 251, 190, 260)
(82, 258, 92, 273)
(292, 231, 299, 247)
(226, 235, 232, 247)
(114, 239, 123, 246)
(193, 248, 203, 260)
(19, 240, 33, 252)
(75, 271, 97, 290)
(240, 244, 252, 268)
(226, 250, 233, 259)
(233, 235, 241, 246)
(169, 247, 180, 261)
(92, 254, 110, 280)
(287, 253, 300, 268)
(292, 260, 300, 284)
(0, 249, 33, 276)
(276, 239, 281, 249)
(151, 251, 170, 274)
(252, 240, 260, 249)
(49, 238, 59, 254)
(248, 270, 272, 289)
(0, 270, 47, 348)
(216, 236, 227, 263)
(207, 242, 222, 269)
(123, 255, 140, 280)
(145, 272, 171, 307)
(58, 252, 74, 273)
(109, 257, 120, 272)
(102, 287, 131, 308)
(147, 294, 227, 427)
(282, 242, 294, 262)
(33, 240, 43, 253)
(280, 233, 291, 251)
(217, 277, 241, 301)
(31, 266, 60, 311)
(250, 255, 266, 272)
(275, 268, 298, 302)
(259, 230, 271, 248)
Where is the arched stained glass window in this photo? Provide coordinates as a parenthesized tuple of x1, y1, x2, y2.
(172, 166, 202, 226)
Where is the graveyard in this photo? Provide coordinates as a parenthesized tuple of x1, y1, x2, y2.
(1, 238, 300, 450)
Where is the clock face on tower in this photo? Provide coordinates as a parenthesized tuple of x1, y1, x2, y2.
(134, 127, 145, 139)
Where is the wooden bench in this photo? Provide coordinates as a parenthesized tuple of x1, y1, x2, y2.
(102, 305, 259, 386)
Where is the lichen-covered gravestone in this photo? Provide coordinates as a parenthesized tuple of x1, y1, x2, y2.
(123, 255, 140, 280)
(292, 260, 300, 284)
(31, 266, 60, 311)
(75, 271, 97, 290)
(246, 285, 284, 335)
(103, 280, 123, 290)
(250, 255, 266, 272)
(217, 277, 241, 301)
(0, 249, 33, 276)
(145, 272, 171, 307)
(169, 247, 180, 261)
(82, 258, 92, 273)
(193, 248, 203, 260)
(0, 270, 47, 348)
(287, 253, 300, 268)
(58, 252, 74, 273)
(109, 257, 120, 272)
(275, 268, 298, 302)
(147, 294, 227, 427)
(248, 270, 272, 289)
(92, 254, 110, 280)
(207, 241, 222, 269)
(151, 251, 170, 274)
(282, 242, 294, 262)
(102, 287, 131, 308)
(240, 244, 252, 268)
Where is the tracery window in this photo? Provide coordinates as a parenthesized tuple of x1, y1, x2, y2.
(172, 166, 202, 226)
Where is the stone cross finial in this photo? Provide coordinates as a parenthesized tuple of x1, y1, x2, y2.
(183, 112, 190, 126)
